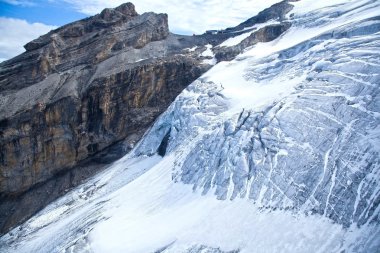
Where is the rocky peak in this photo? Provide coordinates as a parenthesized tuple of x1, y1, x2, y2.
(24, 2, 139, 51)
(116, 2, 138, 15)
(101, 2, 138, 20)
(0, 2, 169, 92)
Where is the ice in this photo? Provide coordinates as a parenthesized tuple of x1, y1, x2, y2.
(201, 44, 216, 65)
(201, 44, 214, 57)
(187, 46, 198, 52)
(218, 20, 282, 48)
(219, 32, 252, 47)
(1, 0, 380, 252)
(2, 154, 373, 253)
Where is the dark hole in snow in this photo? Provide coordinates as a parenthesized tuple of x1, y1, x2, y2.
(157, 129, 171, 157)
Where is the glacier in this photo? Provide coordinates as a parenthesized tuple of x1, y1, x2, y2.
(1, 0, 380, 252)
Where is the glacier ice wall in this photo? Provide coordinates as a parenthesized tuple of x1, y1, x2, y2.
(132, 2, 380, 230)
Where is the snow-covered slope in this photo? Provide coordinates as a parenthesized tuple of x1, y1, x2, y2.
(1, 0, 380, 252)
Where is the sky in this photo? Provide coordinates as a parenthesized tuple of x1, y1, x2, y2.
(0, 0, 282, 62)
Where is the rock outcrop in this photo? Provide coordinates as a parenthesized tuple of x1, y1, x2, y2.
(0, 3, 203, 197)
(0, 1, 294, 234)
(214, 22, 292, 62)
(0, 2, 211, 233)
(213, 0, 294, 62)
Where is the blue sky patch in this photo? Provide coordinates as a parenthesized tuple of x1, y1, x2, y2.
(0, 0, 87, 26)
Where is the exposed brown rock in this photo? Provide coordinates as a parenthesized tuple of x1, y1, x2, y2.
(0, 56, 208, 196)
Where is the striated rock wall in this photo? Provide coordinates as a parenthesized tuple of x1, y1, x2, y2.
(0, 56, 207, 196)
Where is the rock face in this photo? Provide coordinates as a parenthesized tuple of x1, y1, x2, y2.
(0, 56, 206, 196)
(0, 2, 211, 233)
(0, 1, 293, 234)
(0, 3, 200, 197)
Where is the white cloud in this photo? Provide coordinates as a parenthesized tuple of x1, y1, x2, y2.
(0, 18, 56, 62)
(0, 0, 35, 7)
(63, 0, 282, 34)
